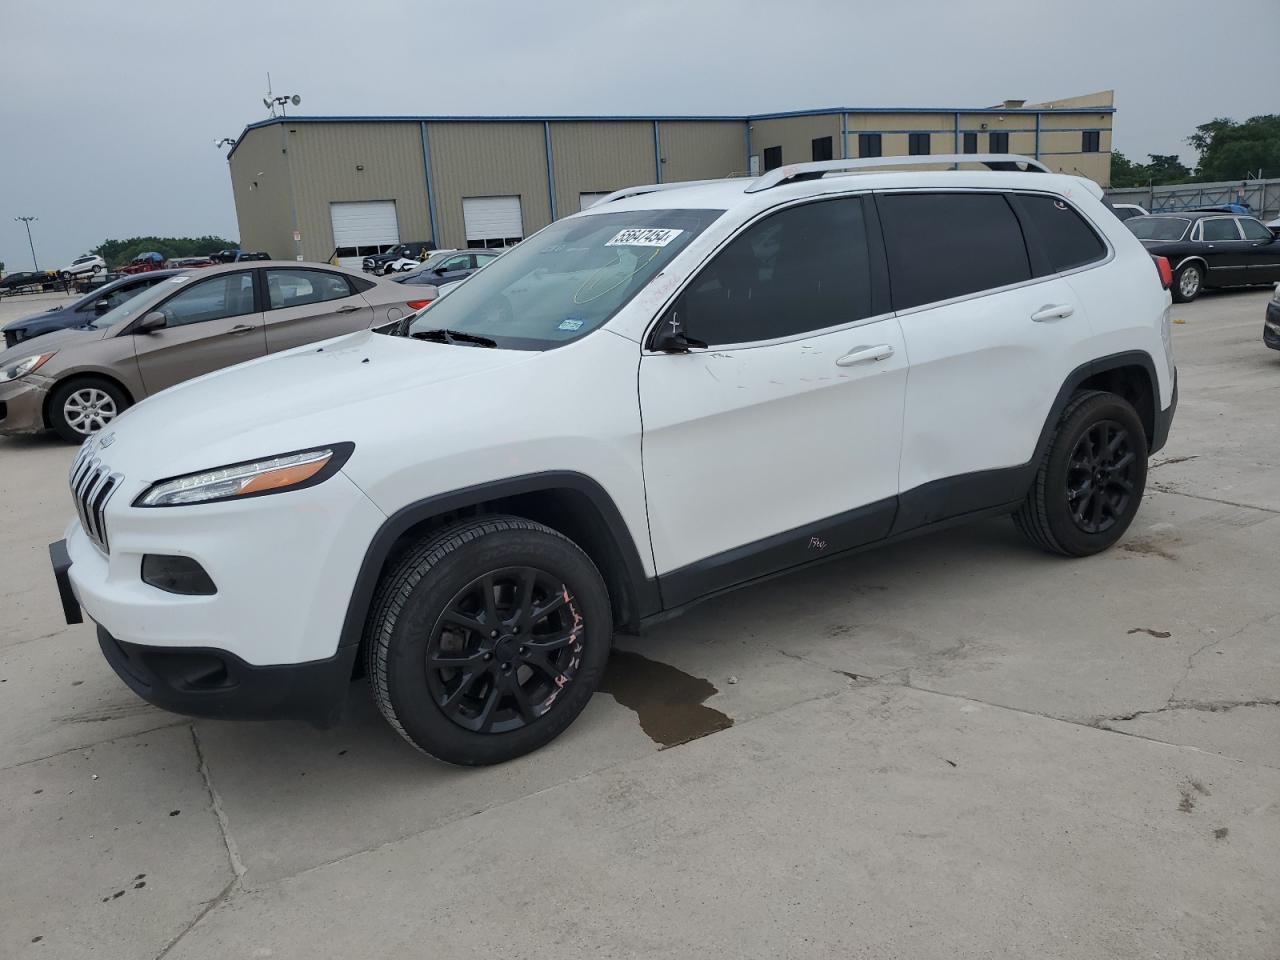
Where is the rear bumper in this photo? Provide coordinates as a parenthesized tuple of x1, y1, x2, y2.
(96, 625, 356, 727)
(1150, 371, 1177, 455)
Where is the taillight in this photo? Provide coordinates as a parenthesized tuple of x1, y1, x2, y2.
(1152, 256, 1173, 290)
(406, 299, 433, 311)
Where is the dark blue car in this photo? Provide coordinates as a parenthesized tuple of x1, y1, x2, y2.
(392, 251, 499, 288)
(2, 270, 179, 348)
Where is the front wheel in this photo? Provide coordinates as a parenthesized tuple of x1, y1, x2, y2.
(1013, 390, 1148, 556)
(1173, 262, 1203, 302)
(48, 377, 130, 442)
(365, 516, 612, 765)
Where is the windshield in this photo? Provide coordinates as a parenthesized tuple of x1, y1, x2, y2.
(406, 208, 722, 349)
(1127, 217, 1189, 241)
(91, 274, 191, 328)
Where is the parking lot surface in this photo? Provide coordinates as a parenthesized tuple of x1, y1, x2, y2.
(1, 288, 1277, 959)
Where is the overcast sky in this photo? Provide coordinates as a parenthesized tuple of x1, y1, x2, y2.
(2, 0, 1275, 268)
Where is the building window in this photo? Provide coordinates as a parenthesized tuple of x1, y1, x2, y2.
(989, 131, 1009, 152)
(1082, 130, 1101, 153)
(858, 133, 882, 158)
(763, 146, 783, 171)
(963, 132, 978, 154)
(908, 133, 931, 156)
(811, 136, 833, 162)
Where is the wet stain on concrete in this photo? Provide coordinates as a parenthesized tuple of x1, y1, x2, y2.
(1120, 537, 1180, 562)
(1213, 827, 1229, 840)
(1127, 627, 1172, 638)
(599, 649, 733, 748)
(1178, 786, 1196, 813)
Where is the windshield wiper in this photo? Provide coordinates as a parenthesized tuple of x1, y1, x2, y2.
(411, 328, 497, 348)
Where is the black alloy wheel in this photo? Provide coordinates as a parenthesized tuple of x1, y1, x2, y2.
(428, 567, 585, 734)
(1065, 419, 1138, 534)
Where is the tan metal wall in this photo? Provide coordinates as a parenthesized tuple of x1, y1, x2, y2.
(658, 121, 746, 181)
(426, 122, 551, 249)
(749, 114, 842, 169)
(228, 127, 295, 260)
(284, 122, 431, 261)
(549, 121, 653, 218)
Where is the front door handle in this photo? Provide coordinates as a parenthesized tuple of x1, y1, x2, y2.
(1030, 304, 1075, 323)
(337, 305, 361, 314)
(835, 344, 895, 366)
(225, 324, 255, 336)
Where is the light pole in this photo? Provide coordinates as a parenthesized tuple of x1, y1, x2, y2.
(15, 216, 38, 270)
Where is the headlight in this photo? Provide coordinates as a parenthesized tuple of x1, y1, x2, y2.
(0, 352, 55, 382)
(134, 444, 354, 507)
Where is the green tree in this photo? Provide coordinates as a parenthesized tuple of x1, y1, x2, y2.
(1187, 115, 1280, 181)
(91, 235, 238, 268)
(1110, 151, 1193, 188)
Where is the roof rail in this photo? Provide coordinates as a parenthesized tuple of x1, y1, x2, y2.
(744, 154, 1051, 193)
(595, 178, 744, 205)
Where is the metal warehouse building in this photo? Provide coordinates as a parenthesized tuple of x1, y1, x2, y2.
(227, 90, 1114, 266)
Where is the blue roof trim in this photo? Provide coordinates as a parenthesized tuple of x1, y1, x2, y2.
(227, 104, 1115, 159)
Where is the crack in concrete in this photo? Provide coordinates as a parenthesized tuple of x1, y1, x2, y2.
(1148, 484, 1280, 516)
(153, 877, 238, 960)
(2, 719, 190, 771)
(1101, 699, 1280, 724)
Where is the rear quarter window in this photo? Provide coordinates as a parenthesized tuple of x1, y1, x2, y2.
(1017, 194, 1108, 273)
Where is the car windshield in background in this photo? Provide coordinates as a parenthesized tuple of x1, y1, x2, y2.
(1126, 217, 1190, 241)
(91, 275, 190, 328)
(406, 208, 723, 349)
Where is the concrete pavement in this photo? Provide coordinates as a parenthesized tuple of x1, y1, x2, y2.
(1, 287, 1277, 958)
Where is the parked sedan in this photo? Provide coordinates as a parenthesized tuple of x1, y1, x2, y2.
(0, 271, 56, 292)
(1125, 212, 1280, 302)
(393, 250, 499, 286)
(0, 262, 429, 441)
(3, 270, 179, 348)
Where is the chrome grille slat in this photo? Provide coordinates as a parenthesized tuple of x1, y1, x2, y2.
(68, 455, 122, 554)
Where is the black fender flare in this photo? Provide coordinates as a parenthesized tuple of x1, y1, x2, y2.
(338, 471, 659, 651)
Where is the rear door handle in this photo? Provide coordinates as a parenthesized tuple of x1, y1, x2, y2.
(337, 305, 361, 314)
(225, 324, 255, 336)
(1030, 304, 1075, 323)
(835, 344, 895, 366)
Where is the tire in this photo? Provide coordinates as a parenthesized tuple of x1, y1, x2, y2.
(92, 264, 103, 274)
(1013, 390, 1148, 557)
(59, 271, 71, 281)
(48, 377, 129, 443)
(1172, 262, 1203, 302)
(365, 515, 612, 765)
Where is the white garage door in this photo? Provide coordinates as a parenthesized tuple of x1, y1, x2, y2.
(579, 192, 612, 211)
(330, 201, 399, 268)
(463, 196, 524, 248)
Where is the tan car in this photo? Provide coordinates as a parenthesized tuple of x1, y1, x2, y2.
(0, 261, 434, 441)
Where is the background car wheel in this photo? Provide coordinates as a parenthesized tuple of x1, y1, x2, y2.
(92, 264, 104, 274)
(59, 271, 71, 281)
(365, 515, 612, 765)
(1013, 390, 1148, 557)
(48, 378, 129, 443)
(1173, 263, 1202, 302)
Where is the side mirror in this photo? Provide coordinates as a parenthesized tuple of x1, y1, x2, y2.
(651, 307, 707, 353)
(133, 311, 166, 334)
(94, 299, 111, 315)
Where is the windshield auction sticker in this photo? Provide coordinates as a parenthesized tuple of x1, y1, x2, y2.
(605, 228, 684, 247)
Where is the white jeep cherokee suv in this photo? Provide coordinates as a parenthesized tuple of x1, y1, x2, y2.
(50, 156, 1176, 765)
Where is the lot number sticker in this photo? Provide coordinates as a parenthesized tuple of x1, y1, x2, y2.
(605, 228, 684, 247)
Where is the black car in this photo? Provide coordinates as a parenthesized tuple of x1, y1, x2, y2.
(362, 241, 436, 275)
(0, 270, 56, 292)
(1266, 284, 1280, 351)
(2, 270, 179, 348)
(391, 250, 498, 287)
(1126, 212, 1280, 302)
(210, 249, 272, 264)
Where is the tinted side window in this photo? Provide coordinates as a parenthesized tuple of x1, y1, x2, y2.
(1017, 194, 1107, 273)
(1239, 218, 1272, 241)
(878, 193, 1031, 310)
(1201, 218, 1240, 241)
(160, 273, 255, 327)
(265, 269, 353, 310)
(678, 198, 874, 347)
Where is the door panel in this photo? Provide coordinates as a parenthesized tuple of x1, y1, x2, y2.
(1197, 217, 1247, 285)
(132, 273, 265, 395)
(263, 269, 375, 352)
(641, 320, 907, 591)
(1237, 219, 1280, 283)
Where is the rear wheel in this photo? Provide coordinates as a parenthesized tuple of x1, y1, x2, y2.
(365, 516, 612, 765)
(48, 378, 129, 442)
(1013, 390, 1148, 556)
(1173, 262, 1203, 302)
